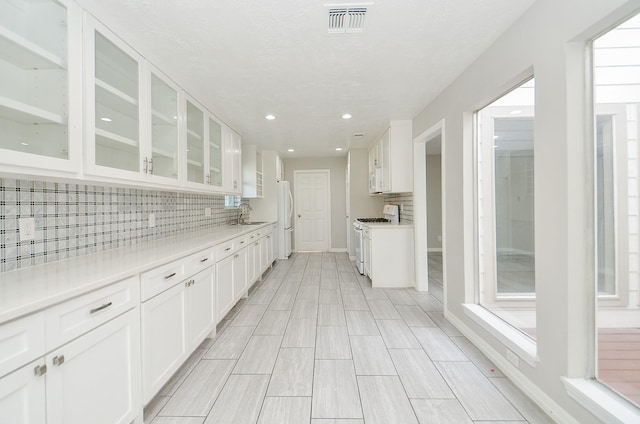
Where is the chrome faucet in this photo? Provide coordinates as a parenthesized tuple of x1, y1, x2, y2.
(236, 202, 253, 225)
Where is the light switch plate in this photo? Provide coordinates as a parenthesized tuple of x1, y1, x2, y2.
(19, 217, 35, 241)
(148, 213, 155, 228)
(205, 207, 211, 217)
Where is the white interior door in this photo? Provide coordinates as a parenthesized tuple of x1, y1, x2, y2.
(294, 170, 331, 251)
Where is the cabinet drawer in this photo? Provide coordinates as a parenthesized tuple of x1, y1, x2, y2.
(184, 248, 215, 277)
(215, 239, 237, 261)
(45, 277, 139, 350)
(0, 312, 45, 379)
(140, 258, 187, 301)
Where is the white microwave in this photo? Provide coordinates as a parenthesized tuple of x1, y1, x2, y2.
(369, 168, 383, 193)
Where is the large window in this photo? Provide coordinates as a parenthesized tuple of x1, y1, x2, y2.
(476, 78, 536, 339)
(593, 12, 640, 406)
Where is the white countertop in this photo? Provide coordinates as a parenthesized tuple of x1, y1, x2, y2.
(0, 223, 275, 324)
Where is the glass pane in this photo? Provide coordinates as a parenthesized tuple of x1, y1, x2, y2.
(151, 73, 178, 180)
(94, 32, 139, 172)
(209, 118, 222, 186)
(0, 0, 69, 159)
(477, 78, 536, 339)
(593, 12, 640, 406)
(186, 101, 204, 183)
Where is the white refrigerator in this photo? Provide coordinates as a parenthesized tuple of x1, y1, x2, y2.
(277, 180, 293, 259)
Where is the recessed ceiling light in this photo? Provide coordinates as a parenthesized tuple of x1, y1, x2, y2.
(100, 117, 112, 122)
(342, 114, 352, 119)
(336, 147, 343, 151)
(173, 116, 178, 120)
(265, 114, 276, 120)
(510, 110, 522, 115)
(287, 149, 294, 152)
(20, 142, 29, 146)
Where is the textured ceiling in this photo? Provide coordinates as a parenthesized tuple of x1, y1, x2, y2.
(77, 0, 534, 157)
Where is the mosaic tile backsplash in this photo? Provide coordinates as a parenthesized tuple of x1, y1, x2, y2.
(0, 178, 246, 272)
(383, 192, 414, 224)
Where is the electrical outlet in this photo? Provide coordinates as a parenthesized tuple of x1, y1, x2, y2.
(148, 213, 155, 228)
(205, 207, 211, 217)
(506, 349, 520, 368)
(400, 204, 404, 212)
(19, 217, 35, 241)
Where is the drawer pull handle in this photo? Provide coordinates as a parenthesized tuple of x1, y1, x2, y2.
(34, 364, 47, 376)
(200, 258, 209, 263)
(185, 279, 195, 287)
(90, 302, 113, 314)
(225, 247, 232, 251)
(53, 355, 65, 367)
(240, 241, 245, 244)
(255, 242, 259, 246)
(164, 272, 177, 279)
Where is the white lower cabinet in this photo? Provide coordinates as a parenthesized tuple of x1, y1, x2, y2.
(232, 248, 248, 301)
(46, 310, 140, 424)
(246, 241, 257, 285)
(0, 286, 141, 424)
(261, 236, 270, 272)
(0, 359, 46, 424)
(141, 282, 187, 403)
(141, 263, 215, 403)
(215, 254, 235, 323)
(186, 268, 216, 349)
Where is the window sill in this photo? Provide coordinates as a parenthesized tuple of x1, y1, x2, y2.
(463, 303, 539, 367)
(563, 378, 640, 424)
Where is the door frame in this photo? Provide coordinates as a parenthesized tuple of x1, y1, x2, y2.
(414, 120, 447, 305)
(293, 169, 331, 251)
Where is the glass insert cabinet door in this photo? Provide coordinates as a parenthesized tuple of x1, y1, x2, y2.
(0, 0, 78, 169)
(209, 118, 223, 187)
(93, 29, 140, 173)
(150, 72, 179, 180)
(186, 100, 205, 184)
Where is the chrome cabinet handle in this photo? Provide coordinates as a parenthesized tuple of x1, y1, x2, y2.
(143, 157, 148, 173)
(148, 157, 154, 174)
(34, 364, 47, 376)
(225, 247, 231, 251)
(90, 302, 112, 314)
(200, 257, 209, 263)
(165, 272, 177, 279)
(234, 254, 239, 258)
(53, 355, 65, 366)
(240, 241, 245, 244)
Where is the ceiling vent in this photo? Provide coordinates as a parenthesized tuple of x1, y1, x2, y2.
(328, 7, 368, 33)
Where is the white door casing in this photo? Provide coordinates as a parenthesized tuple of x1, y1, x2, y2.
(294, 170, 331, 251)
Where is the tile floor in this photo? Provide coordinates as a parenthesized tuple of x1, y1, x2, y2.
(144, 252, 554, 424)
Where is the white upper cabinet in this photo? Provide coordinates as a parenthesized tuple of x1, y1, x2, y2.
(0, 0, 82, 175)
(223, 126, 242, 195)
(368, 120, 413, 193)
(208, 117, 223, 189)
(84, 15, 144, 180)
(242, 144, 263, 198)
(148, 68, 180, 185)
(185, 98, 206, 187)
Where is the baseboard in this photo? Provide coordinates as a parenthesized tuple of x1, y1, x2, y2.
(427, 248, 443, 253)
(329, 248, 347, 253)
(445, 312, 580, 424)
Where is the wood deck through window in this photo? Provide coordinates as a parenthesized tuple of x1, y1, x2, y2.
(599, 327, 640, 405)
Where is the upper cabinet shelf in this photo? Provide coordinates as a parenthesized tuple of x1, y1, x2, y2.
(0, 25, 65, 69)
(0, 95, 65, 125)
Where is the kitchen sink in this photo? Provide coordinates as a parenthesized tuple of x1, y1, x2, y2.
(239, 221, 268, 225)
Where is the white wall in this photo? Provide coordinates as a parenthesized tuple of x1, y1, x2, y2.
(412, 0, 639, 422)
(284, 156, 348, 251)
